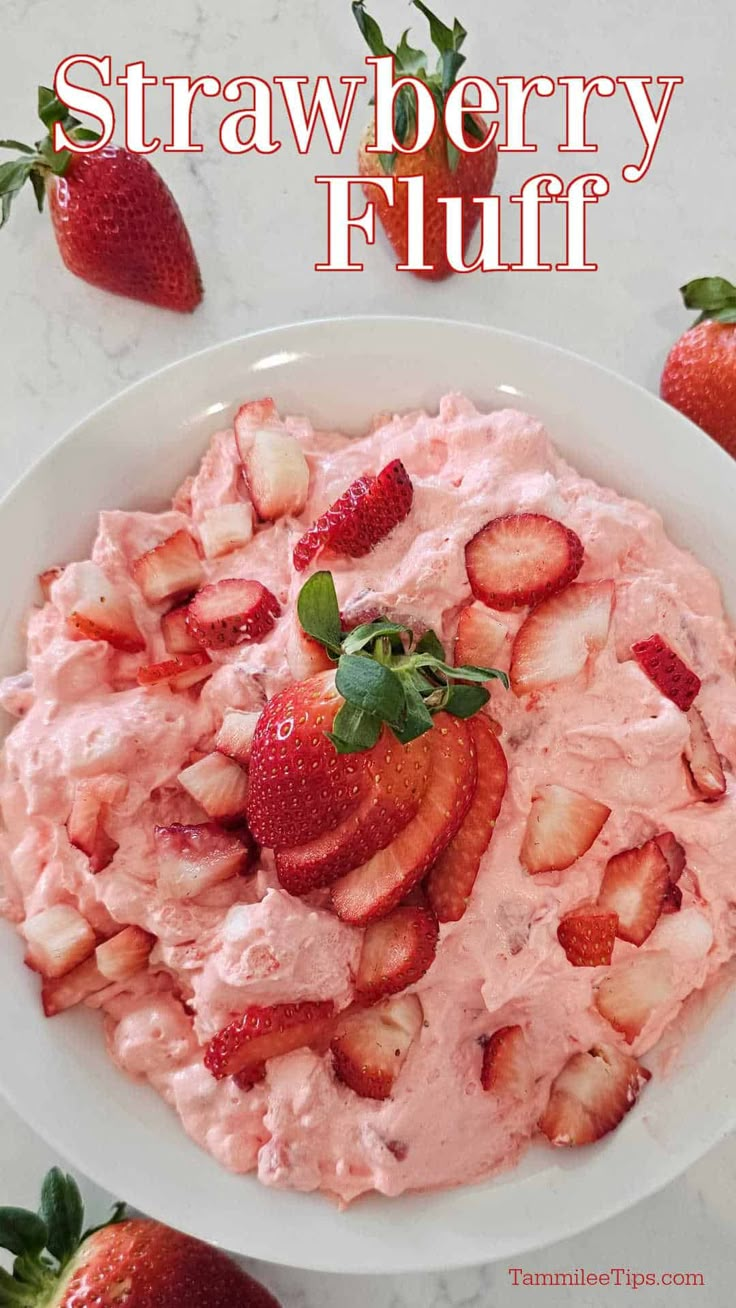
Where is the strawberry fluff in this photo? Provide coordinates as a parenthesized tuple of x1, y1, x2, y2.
(0, 393, 735, 1205)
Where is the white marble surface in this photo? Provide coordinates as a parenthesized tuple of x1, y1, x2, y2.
(1, 0, 735, 1303)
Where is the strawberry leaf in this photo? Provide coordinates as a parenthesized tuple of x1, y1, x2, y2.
(40, 1169, 83, 1268)
(390, 681, 434, 742)
(415, 629, 445, 660)
(0, 1208, 47, 1259)
(37, 86, 80, 132)
(342, 619, 409, 655)
(336, 654, 406, 724)
(328, 700, 382, 753)
(0, 140, 34, 154)
(396, 29, 428, 77)
(444, 683, 490, 717)
(680, 276, 736, 311)
(0, 1264, 38, 1306)
(352, 1, 393, 58)
(297, 570, 342, 653)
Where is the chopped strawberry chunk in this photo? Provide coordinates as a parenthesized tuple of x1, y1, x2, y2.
(42, 926, 156, 1017)
(66, 777, 124, 874)
(354, 905, 439, 1004)
(24, 905, 96, 979)
(426, 715, 508, 922)
(132, 529, 203, 605)
(511, 581, 614, 695)
(331, 993, 423, 1100)
(521, 785, 611, 875)
(654, 830, 686, 883)
(557, 904, 618, 966)
(480, 1024, 534, 1098)
(137, 650, 212, 691)
(454, 604, 507, 668)
(67, 562, 145, 653)
(465, 513, 584, 611)
(178, 753, 249, 822)
(539, 1043, 650, 1146)
(241, 429, 310, 522)
(661, 882, 683, 914)
(204, 1000, 336, 1080)
(154, 822, 252, 900)
(595, 951, 675, 1042)
(293, 459, 413, 572)
(39, 566, 64, 602)
(597, 838, 669, 945)
(186, 579, 280, 649)
(198, 502, 254, 559)
(331, 715, 477, 925)
(631, 634, 701, 711)
(684, 706, 727, 800)
(161, 604, 200, 655)
(216, 709, 261, 767)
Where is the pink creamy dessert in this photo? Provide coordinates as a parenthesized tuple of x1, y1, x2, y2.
(0, 392, 734, 1204)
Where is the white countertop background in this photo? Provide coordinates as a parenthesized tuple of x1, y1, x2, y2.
(1, 0, 735, 1303)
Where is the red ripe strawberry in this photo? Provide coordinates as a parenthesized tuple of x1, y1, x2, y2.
(520, 785, 611, 876)
(684, 706, 727, 799)
(631, 634, 701, 711)
(454, 603, 507, 667)
(0, 1170, 279, 1308)
(480, 1024, 534, 1098)
(275, 730, 431, 894)
(353, 3, 498, 280)
(186, 579, 280, 649)
(293, 460, 413, 572)
(137, 651, 212, 691)
(67, 562, 145, 653)
(1, 89, 202, 312)
(660, 277, 736, 457)
(331, 714, 477, 925)
(465, 514, 584, 611)
(247, 671, 370, 848)
(354, 904, 439, 1003)
(595, 951, 675, 1042)
(204, 1000, 335, 1080)
(597, 838, 669, 946)
(331, 993, 423, 1099)
(42, 925, 155, 1017)
(557, 904, 618, 967)
(654, 830, 686, 883)
(539, 1043, 650, 1146)
(132, 530, 203, 607)
(510, 581, 615, 696)
(426, 715, 507, 922)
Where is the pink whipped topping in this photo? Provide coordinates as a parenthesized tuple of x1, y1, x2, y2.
(1, 394, 735, 1204)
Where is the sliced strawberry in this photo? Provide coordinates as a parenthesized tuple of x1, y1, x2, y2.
(465, 514, 584, 611)
(480, 1024, 534, 1098)
(354, 905, 439, 1003)
(331, 715, 477, 925)
(426, 715, 508, 922)
(539, 1043, 650, 1146)
(198, 502, 254, 559)
(67, 562, 145, 653)
(161, 604, 200, 655)
(215, 709, 260, 767)
(286, 620, 334, 681)
(454, 603, 507, 668)
(233, 397, 278, 456)
(511, 581, 614, 696)
(595, 951, 675, 1042)
(521, 785, 611, 875)
(178, 752, 249, 822)
(131, 529, 203, 605)
(631, 634, 701, 711)
(41, 926, 155, 1018)
(39, 566, 64, 602)
(137, 650, 212, 691)
(597, 839, 669, 945)
(24, 905, 96, 979)
(186, 579, 280, 649)
(331, 993, 423, 1100)
(684, 706, 726, 800)
(275, 731, 431, 895)
(661, 882, 683, 914)
(66, 777, 125, 874)
(293, 459, 413, 572)
(155, 822, 251, 899)
(204, 999, 335, 1080)
(654, 830, 686, 883)
(241, 428, 310, 522)
(557, 904, 617, 966)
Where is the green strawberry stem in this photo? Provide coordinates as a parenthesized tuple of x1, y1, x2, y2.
(0, 1169, 124, 1307)
(680, 277, 736, 326)
(0, 86, 99, 229)
(351, 0, 485, 172)
(298, 570, 508, 753)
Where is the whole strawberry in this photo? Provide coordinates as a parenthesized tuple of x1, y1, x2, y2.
(0, 87, 202, 312)
(660, 277, 736, 457)
(353, 0, 498, 280)
(0, 1168, 279, 1307)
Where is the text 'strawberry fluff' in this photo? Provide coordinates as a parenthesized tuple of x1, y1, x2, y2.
(293, 458, 413, 571)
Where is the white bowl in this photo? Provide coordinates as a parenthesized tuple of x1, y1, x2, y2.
(0, 318, 734, 1275)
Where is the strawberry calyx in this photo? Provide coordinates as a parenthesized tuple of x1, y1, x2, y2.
(351, 0, 485, 172)
(0, 86, 100, 229)
(680, 277, 736, 326)
(297, 570, 508, 753)
(0, 1168, 124, 1306)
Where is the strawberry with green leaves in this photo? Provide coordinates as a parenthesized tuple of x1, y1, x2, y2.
(0, 1168, 279, 1307)
(1, 88, 202, 312)
(353, 0, 498, 279)
(660, 277, 736, 457)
